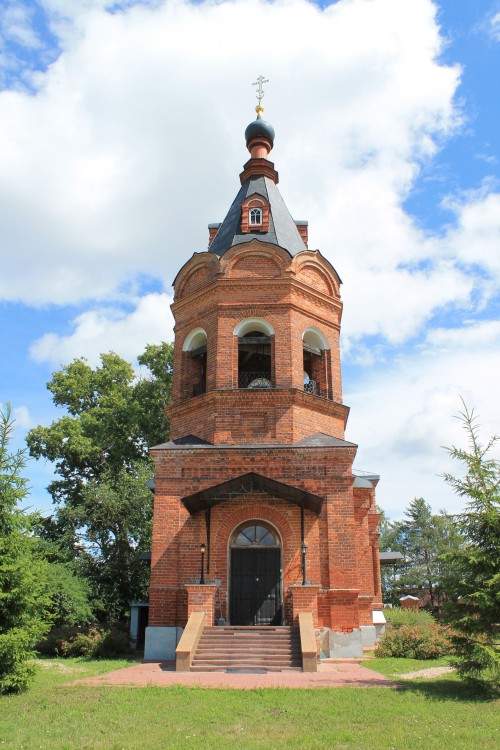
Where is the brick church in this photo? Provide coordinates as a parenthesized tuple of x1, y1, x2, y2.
(144, 90, 384, 668)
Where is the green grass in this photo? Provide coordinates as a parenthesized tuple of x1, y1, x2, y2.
(364, 655, 453, 677)
(0, 657, 497, 750)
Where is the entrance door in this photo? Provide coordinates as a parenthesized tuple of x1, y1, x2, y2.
(230, 547, 282, 625)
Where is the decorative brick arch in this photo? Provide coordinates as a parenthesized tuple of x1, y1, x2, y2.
(173, 253, 220, 301)
(211, 496, 301, 594)
(210, 495, 301, 625)
(213, 498, 299, 556)
(222, 241, 292, 278)
(292, 250, 341, 299)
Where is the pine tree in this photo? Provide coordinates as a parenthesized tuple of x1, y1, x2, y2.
(0, 404, 51, 694)
(442, 401, 500, 686)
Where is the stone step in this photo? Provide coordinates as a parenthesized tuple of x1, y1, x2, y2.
(193, 653, 301, 662)
(191, 625, 302, 673)
(197, 639, 297, 647)
(204, 626, 294, 631)
(199, 636, 295, 641)
(197, 643, 296, 649)
(196, 647, 300, 654)
(190, 665, 303, 673)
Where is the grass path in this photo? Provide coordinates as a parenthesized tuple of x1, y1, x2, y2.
(0, 658, 497, 750)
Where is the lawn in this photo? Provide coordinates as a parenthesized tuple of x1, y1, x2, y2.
(0, 657, 497, 750)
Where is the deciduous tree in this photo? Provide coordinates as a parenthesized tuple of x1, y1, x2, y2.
(27, 343, 173, 620)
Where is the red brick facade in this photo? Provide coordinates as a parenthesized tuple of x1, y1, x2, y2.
(148, 116, 382, 641)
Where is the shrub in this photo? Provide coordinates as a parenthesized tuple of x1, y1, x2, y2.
(94, 627, 130, 658)
(60, 626, 129, 658)
(384, 606, 434, 628)
(37, 625, 83, 656)
(376, 622, 455, 659)
(0, 628, 39, 694)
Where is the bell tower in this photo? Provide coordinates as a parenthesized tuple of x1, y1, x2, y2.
(145, 89, 383, 664)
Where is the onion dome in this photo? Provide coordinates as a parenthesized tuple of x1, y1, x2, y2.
(245, 105, 275, 147)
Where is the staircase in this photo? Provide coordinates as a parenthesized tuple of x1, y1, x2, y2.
(190, 625, 302, 672)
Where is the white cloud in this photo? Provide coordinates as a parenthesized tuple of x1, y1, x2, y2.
(12, 405, 32, 430)
(346, 324, 500, 518)
(490, 11, 500, 41)
(0, 0, 469, 334)
(30, 292, 174, 366)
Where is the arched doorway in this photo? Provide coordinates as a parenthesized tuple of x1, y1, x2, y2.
(229, 522, 282, 626)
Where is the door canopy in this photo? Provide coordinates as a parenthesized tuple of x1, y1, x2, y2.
(181, 471, 323, 515)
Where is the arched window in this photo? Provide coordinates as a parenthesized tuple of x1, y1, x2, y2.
(232, 524, 279, 547)
(235, 319, 274, 390)
(302, 327, 330, 397)
(182, 328, 207, 397)
(249, 207, 262, 225)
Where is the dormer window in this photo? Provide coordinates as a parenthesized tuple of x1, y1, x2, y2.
(249, 208, 262, 225)
(241, 194, 270, 234)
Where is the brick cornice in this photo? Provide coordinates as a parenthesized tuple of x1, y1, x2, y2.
(166, 387, 349, 425)
(171, 275, 342, 319)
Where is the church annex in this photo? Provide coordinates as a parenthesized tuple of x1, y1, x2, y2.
(144, 87, 383, 668)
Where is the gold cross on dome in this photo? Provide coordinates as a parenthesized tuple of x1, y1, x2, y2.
(253, 75, 269, 105)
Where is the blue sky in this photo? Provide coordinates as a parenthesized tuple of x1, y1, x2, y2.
(1, 0, 499, 519)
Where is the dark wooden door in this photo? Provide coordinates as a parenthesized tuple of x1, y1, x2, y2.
(230, 548, 281, 625)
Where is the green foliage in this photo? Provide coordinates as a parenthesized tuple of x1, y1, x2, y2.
(77, 464, 154, 622)
(380, 498, 463, 609)
(441, 401, 500, 686)
(26, 343, 173, 621)
(376, 623, 455, 659)
(383, 606, 434, 628)
(36, 624, 82, 656)
(0, 404, 52, 694)
(41, 561, 93, 627)
(60, 626, 129, 658)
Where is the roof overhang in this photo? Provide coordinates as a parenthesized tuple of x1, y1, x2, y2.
(181, 471, 324, 515)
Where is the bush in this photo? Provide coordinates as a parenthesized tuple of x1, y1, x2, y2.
(0, 628, 39, 694)
(60, 626, 129, 658)
(376, 622, 455, 659)
(383, 606, 434, 628)
(37, 625, 83, 656)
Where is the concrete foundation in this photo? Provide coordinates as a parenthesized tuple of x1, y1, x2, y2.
(144, 626, 184, 660)
(360, 625, 377, 647)
(327, 628, 363, 658)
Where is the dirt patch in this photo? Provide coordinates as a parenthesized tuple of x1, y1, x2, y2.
(398, 666, 455, 680)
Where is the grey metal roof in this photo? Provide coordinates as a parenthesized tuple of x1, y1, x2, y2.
(380, 551, 404, 564)
(180, 472, 324, 515)
(152, 434, 213, 449)
(294, 432, 357, 448)
(208, 175, 306, 257)
(152, 432, 356, 451)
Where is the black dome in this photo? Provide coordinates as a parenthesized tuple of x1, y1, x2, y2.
(245, 118, 275, 145)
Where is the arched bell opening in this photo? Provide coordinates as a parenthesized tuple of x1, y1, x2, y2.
(182, 328, 207, 398)
(302, 327, 331, 399)
(229, 521, 283, 626)
(234, 318, 274, 390)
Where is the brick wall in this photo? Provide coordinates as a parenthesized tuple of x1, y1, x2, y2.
(149, 236, 382, 635)
(149, 444, 381, 631)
